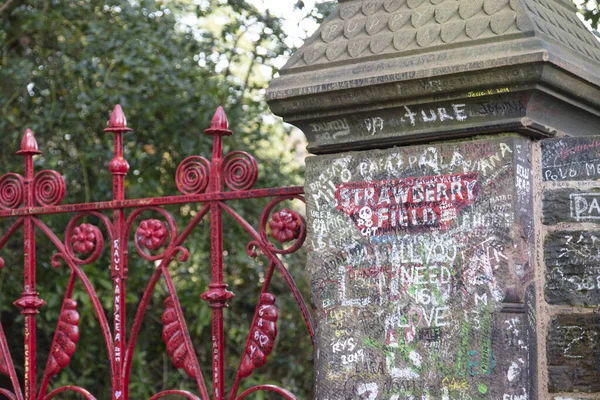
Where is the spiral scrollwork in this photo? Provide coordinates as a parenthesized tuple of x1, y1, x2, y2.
(34, 170, 66, 207)
(223, 151, 258, 191)
(175, 156, 211, 195)
(0, 173, 24, 210)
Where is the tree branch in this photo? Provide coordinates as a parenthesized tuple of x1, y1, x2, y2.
(0, 0, 18, 15)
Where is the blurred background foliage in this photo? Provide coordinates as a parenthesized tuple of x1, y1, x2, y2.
(0, 0, 598, 399)
(576, 0, 600, 35)
(0, 0, 328, 398)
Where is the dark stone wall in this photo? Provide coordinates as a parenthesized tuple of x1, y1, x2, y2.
(541, 136, 600, 395)
(544, 231, 600, 306)
(547, 314, 600, 392)
(542, 138, 600, 182)
(305, 136, 534, 399)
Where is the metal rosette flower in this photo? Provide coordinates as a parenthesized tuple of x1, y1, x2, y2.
(64, 214, 107, 265)
(72, 224, 97, 254)
(269, 209, 302, 243)
(223, 151, 258, 191)
(127, 207, 181, 262)
(248, 196, 306, 257)
(34, 170, 66, 206)
(0, 173, 24, 210)
(175, 156, 211, 195)
(136, 219, 168, 251)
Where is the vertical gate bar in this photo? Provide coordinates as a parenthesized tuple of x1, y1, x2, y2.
(14, 130, 46, 400)
(209, 202, 225, 400)
(22, 211, 36, 399)
(200, 107, 235, 400)
(105, 106, 131, 400)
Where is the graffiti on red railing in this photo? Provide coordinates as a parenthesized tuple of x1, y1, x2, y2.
(238, 293, 278, 378)
(0, 105, 313, 400)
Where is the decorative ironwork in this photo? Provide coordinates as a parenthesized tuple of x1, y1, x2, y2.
(238, 293, 278, 379)
(162, 296, 203, 380)
(269, 209, 302, 243)
(0, 105, 313, 400)
(43, 299, 80, 381)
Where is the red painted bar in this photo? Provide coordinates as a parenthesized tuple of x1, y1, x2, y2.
(105, 105, 131, 400)
(0, 186, 304, 218)
(201, 107, 235, 400)
(13, 130, 46, 400)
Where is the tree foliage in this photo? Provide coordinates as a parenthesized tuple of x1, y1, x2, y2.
(0, 0, 312, 399)
(575, 0, 599, 33)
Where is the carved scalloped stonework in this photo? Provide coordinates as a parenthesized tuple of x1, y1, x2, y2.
(286, 0, 600, 69)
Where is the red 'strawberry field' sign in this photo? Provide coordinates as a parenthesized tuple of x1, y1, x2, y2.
(334, 172, 479, 236)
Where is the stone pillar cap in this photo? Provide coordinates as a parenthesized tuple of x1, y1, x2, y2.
(268, 0, 600, 154)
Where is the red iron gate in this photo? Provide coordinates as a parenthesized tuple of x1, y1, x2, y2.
(0, 105, 314, 400)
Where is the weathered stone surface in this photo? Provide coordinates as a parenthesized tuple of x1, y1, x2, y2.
(542, 137, 600, 182)
(552, 397, 588, 400)
(547, 313, 600, 392)
(545, 230, 600, 306)
(542, 189, 600, 225)
(306, 136, 533, 399)
(525, 284, 538, 400)
(283, 0, 600, 68)
(296, 92, 532, 153)
(270, 1, 600, 397)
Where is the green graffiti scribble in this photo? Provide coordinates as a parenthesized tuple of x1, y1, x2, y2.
(456, 321, 471, 376)
(363, 337, 379, 349)
(480, 308, 493, 375)
(408, 285, 417, 296)
(384, 349, 394, 369)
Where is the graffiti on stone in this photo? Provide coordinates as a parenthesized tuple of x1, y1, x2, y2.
(297, 93, 532, 152)
(545, 231, 600, 306)
(542, 137, 600, 182)
(570, 193, 600, 221)
(542, 189, 600, 225)
(306, 137, 531, 399)
(334, 173, 478, 236)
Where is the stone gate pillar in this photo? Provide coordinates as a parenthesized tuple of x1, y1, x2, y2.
(267, 0, 600, 398)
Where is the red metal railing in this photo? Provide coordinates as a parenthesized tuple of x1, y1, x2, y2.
(0, 105, 314, 400)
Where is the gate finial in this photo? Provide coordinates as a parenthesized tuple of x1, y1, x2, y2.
(16, 129, 41, 156)
(205, 106, 232, 136)
(105, 105, 131, 176)
(106, 104, 131, 131)
(109, 105, 126, 128)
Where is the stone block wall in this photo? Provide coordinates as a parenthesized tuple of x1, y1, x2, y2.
(539, 137, 600, 399)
